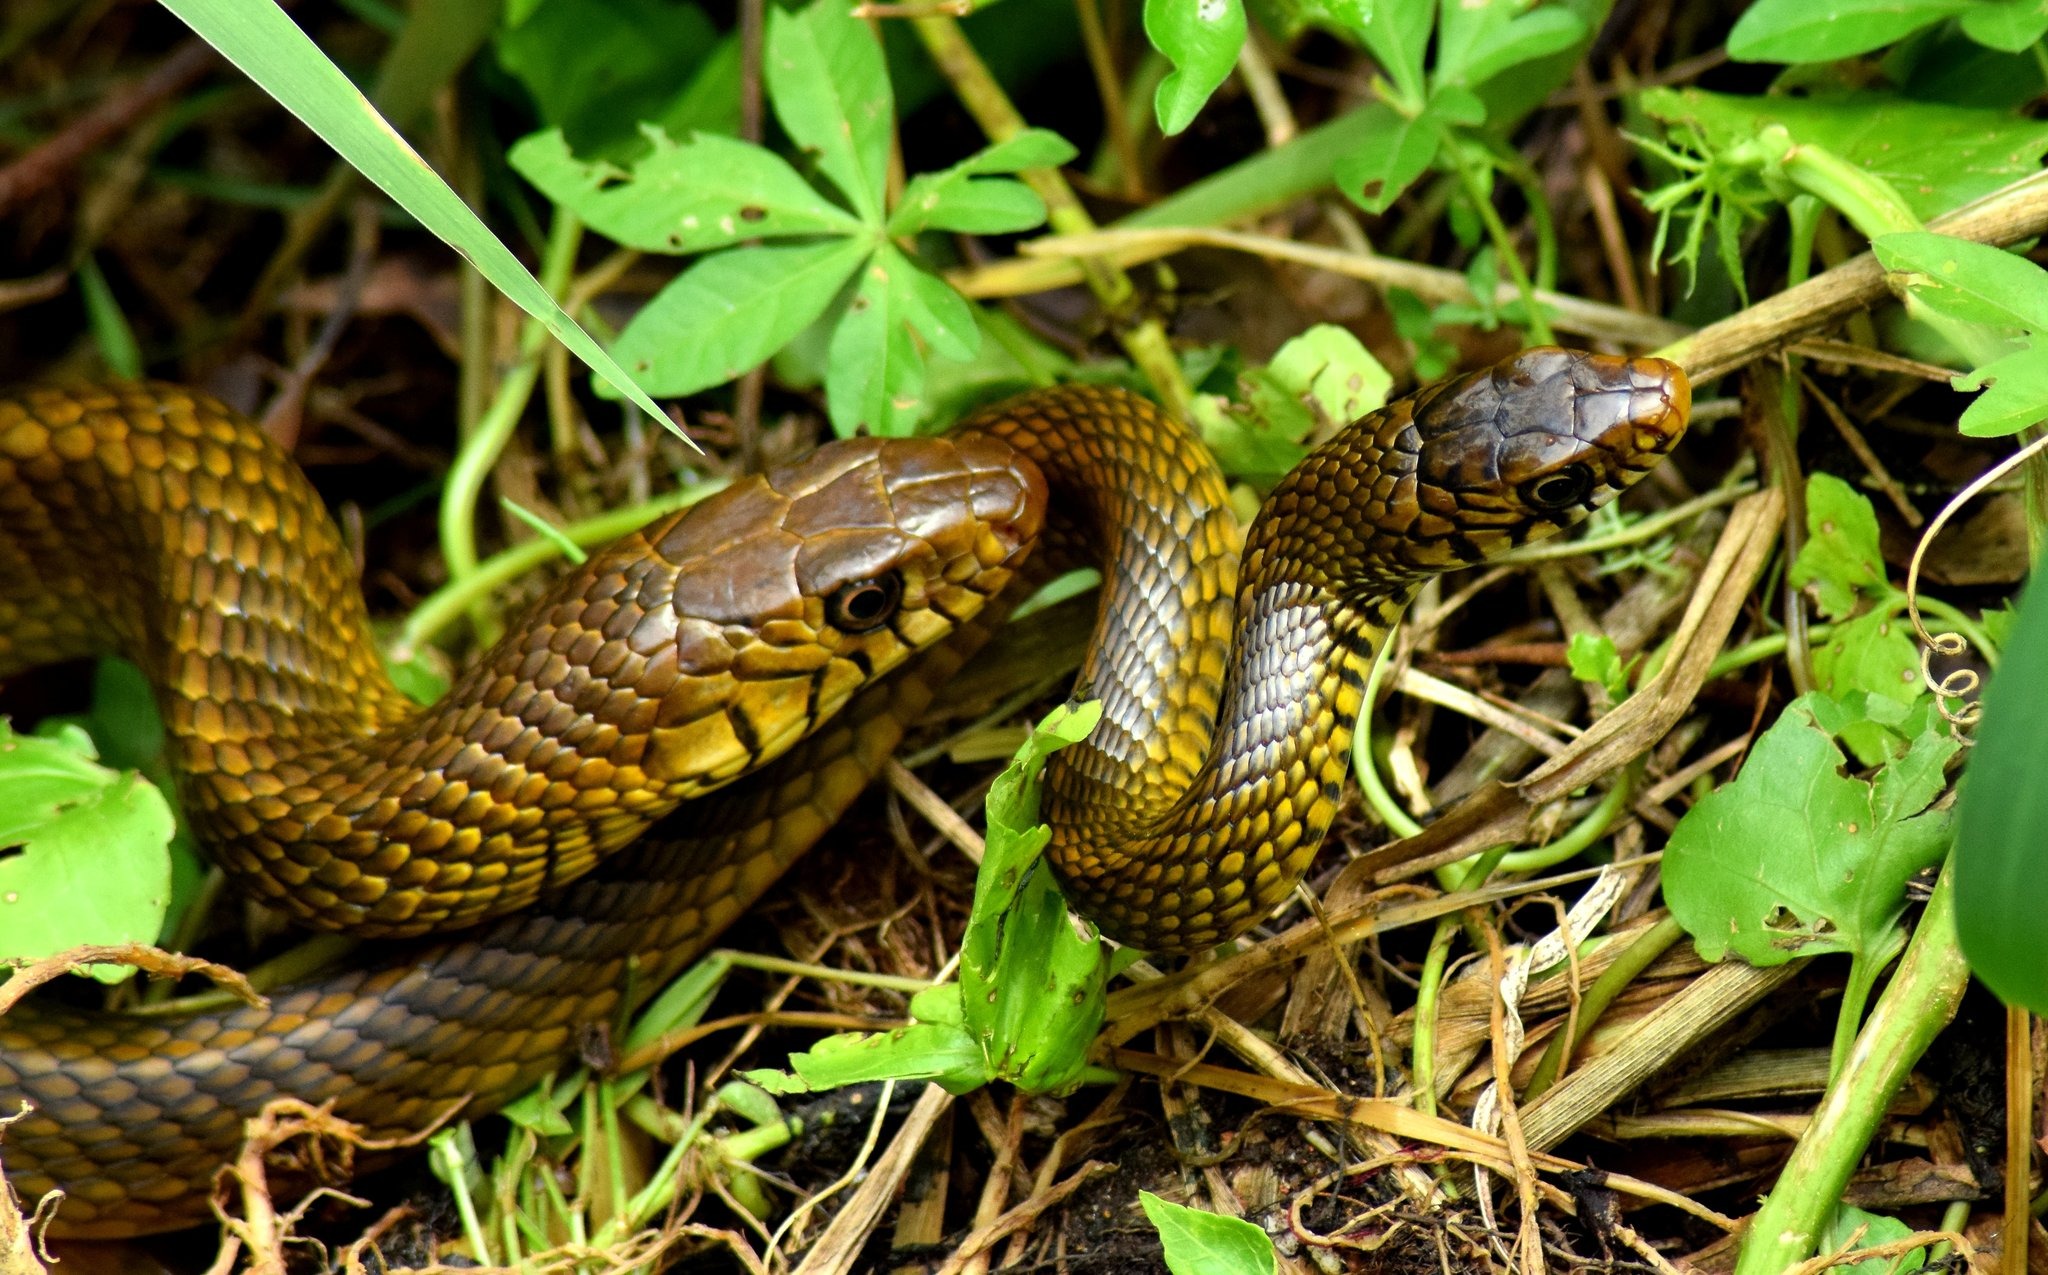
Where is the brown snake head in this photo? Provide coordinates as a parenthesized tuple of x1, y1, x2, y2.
(1247, 347, 1690, 601)
(515, 432, 1049, 795)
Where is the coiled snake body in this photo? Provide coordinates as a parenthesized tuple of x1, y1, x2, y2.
(0, 348, 1687, 1236)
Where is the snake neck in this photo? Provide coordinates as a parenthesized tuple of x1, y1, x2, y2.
(953, 383, 1424, 954)
(1046, 579, 1409, 953)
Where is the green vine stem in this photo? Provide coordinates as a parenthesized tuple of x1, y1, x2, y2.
(1521, 912, 1685, 1100)
(438, 209, 585, 643)
(1734, 857, 1969, 1275)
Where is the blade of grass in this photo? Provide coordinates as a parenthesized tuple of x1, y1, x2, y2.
(161, 0, 672, 431)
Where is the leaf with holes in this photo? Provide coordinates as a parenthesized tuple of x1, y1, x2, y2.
(0, 722, 176, 983)
(1664, 693, 1955, 972)
(509, 128, 864, 255)
(609, 237, 871, 398)
(1791, 473, 1892, 618)
(764, 0, 891, 222)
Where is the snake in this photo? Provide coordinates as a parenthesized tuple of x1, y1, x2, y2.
(0, 347, 1688, 1237)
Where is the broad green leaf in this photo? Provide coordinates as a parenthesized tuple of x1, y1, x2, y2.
(895, 257, 981, 364)
(890, 176, 1047, 236)
(765, 0, 891, 223)
(1875, 232, 2048, 334)
(1567, 631, 1631, 702)
(508, 128, 864, 253)
(1819, 1205, 1927, 1273)
(1638, 88, 2048, 224)
(958, 702, 1109, 1096)
(162, 0, 669, 429)
(1955, 346, 2048, 437)
(1262, 323, 1391, 429)
(1813, 609, 1925, 744)
(888, 130, 1073, 236)
(610, 238, 870, 396)
(494, 0, 718, 157)
(1333, 100, 1440, 214)
(1727, 0, 1972, 63)
(1355, 0, 1432, 109)
(1436, 2, 1586, 93)
(956, 129, 1079, 175)
(1146, 0, 1249, 135)
(1665, 694, 1956, 969)
(1139, 1192, 1278, 1275)
(746, 703, 1108, 1098)
(1258, 0, 1370, 41)
(0, 723, 177, 983)
(1960, 0, 2048, 52)
(1958, 573, 2048, 1013)
(1790, 473, 1890, 618)
(826, 251, 926, 438)
(747, 1020, 986, 1094)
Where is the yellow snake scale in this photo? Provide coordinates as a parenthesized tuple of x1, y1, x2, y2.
(0, 348, 1687, 1236)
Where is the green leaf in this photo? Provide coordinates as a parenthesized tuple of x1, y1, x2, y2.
(1332, 101, 1441, 214)
(610, 237, 870, 396)
(959, 702, 1110, 1095)
(1819, 1204, 1928, 1273)
(1139, 1192, 1278, 1275)
(1262, 323, 1391, 429)
(1567, 632, 1631, 702)
(509, 127, 865, 254)
(1959, 0, 2048, 52)
(1355, 0, 1432, 109)
(1790, 473, 1890, 618)
(886, 131, 1074, 237)
(1665, 694, 1957, 969)
(1258, 0, 1370, 41)
(956, 129, 1079, 175)
(162, 0, 669, 429)
(0, 722, 177, 983)
(1813, 609, 1923, 704)
(826, 250, 926, 438)
(747, 1020, 986, 1095)
(494, 0, 719, 158)
(895, 256, 981, 364)
(1958, 573, 2048, 1013)
(1638, 88, 2048, 224)
(890, 176, 1046, 237)
(1955, 345, 2048, 437)
(748, 703, 1110, 1098)
(1145, 0, 1249, 135)
(1875, 232, 2048, 333)
(1727, 0, 1972, 63)
(765, 0, 891, 223)
(1435, 2, 1586, 94)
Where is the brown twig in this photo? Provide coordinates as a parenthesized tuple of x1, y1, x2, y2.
(0, 38, 217, 218)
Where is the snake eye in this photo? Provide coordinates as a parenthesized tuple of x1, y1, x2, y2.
(1523, 464, 1594, 511)
(826, 572, 903, 632)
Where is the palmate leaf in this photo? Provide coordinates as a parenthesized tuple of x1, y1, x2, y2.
(765, 0, 892, 222)
(509, 128, 864, 254)
(611, 238, 871, 397)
